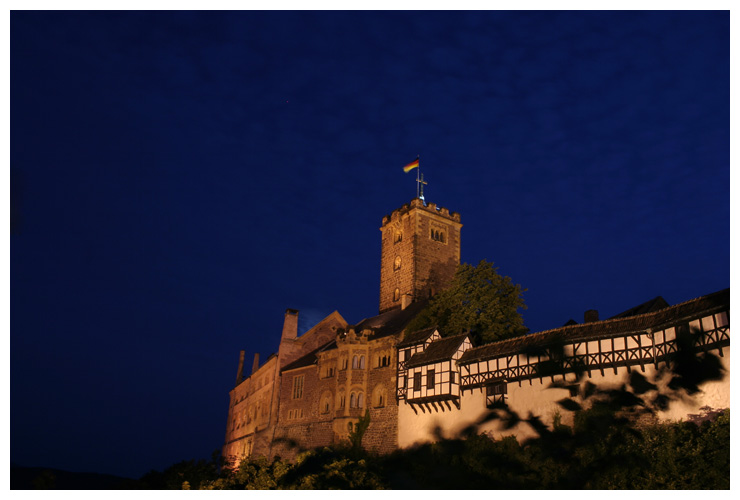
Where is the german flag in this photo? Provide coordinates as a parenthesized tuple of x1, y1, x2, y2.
(403, 157, 419, 173)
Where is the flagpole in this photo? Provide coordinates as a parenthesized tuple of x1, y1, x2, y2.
(416, 156, 420, 199)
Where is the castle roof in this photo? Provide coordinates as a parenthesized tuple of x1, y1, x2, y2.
(355, 300, 429, 341)
(397, 326, 438, 348)
(407, 333, 469, 368)
(280, 301, 429, 373)
(458, 288, 729, 365)
(281, 340, 337, 372)
(608, 295, 670, 319)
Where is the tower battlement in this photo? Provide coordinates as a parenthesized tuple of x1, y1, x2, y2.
(381, 198, 461, 226)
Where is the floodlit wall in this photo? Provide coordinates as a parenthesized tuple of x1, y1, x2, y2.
(399, 316, 730, 449)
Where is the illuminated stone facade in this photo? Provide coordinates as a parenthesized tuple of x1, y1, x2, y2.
(379, 198, 462, 313)
(223, 198, 730, 465)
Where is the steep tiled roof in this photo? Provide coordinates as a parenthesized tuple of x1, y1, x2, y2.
(397, 326, 438, 348)
(280, 300, 429, 372)
(354, 300, 429, 341)
(281, 340, 336, 372)
(407, 333, 469, 368)
(458, 288, 729, 365)
(608, 295, 670, 319)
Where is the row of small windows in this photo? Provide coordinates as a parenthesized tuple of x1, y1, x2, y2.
(431, 229, 446, 242)
(407, 369, 457, 390)
(377, 355, 391, 367)
(287, 408, 304, 420)
(295, 385, 391, 418)
(412, 370, 436, 390)
(393, 227, 448, 244)
(352, 355, 366, 369)
(323, 353, 390, 373)
(231, 402, 265, 430)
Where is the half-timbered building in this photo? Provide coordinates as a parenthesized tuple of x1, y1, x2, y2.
(398, 288, 730, 448)
(401, 333, 473, 413)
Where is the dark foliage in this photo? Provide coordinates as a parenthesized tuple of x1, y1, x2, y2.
(405, 260, 527, 344)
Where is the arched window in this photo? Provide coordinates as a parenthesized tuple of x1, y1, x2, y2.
(440, 232, 445, 243)
(338, 392, 346, 409)
(394, 288, 400, 301)
(357, 393, 364, 408)
(373, 385, 387, 408)
(395, 230, 402, 243)
(350, 392, 356, 408)
(359, 356, 365, 369)
(321, 392, 332, 414)
(394, 256, 402, 270)
(352, 355, 359, 369)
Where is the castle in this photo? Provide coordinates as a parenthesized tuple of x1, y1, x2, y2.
(222, 197, 730, 463)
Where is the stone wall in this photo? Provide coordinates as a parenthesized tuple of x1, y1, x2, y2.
(379, 199, 462, 313)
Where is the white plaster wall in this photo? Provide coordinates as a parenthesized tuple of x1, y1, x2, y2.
(398, 345, 730, 448)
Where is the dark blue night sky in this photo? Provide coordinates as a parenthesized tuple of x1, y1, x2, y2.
(10, 11, 729, 478)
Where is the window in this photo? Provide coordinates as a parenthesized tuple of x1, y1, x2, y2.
(394, 256, 402, 270)
(321, 394, 332, 414)
(349, 392, 365, 409)
(339, 393, 346, 409)
(292, 375, 304, 399)
(373, 385, 387, 408)
(352, 355, 359, 369)
(394, 230, 402, 243)
(359, 356, 365, 369)
(486, 382, 508, 407)
(413, 372, 421, 391)
(430, 228, 446, 242)
(450, 371, 456, 384)
(405, 348, 411, 362)
(427, 369, 435, 389)
(394, 288, 400, 301)
(341, 358, 348, 370)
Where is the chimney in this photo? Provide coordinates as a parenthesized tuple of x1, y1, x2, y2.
(251, 353, 260, 375)
(281, 308, 299, 340)
(584, 309, 599, 323)
(235, 350, 245, 386)
(401, 293, 413, 310)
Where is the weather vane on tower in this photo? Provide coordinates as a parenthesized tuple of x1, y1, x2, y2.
(402, 155, 426, 202)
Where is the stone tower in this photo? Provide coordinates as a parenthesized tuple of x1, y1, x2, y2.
(379, 198, 462, 313)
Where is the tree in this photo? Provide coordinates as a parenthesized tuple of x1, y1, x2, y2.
(348, 410, 371, 452)
(407, 260, 527, 345)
